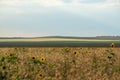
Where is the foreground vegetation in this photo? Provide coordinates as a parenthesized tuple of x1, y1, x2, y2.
(0, 47, 120, 80)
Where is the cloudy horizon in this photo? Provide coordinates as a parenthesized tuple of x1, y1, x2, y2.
(0, 0, 120, 37)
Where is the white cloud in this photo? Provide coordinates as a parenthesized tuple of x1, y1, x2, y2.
(105, 0, 120, 3)
(0, 0, 65, 14)
(0, 0, 65, 7)
(15, 10, 25, 14)
(0, 0, 119, 10)
(0, 0, 120, 6)
(0, 0, 119, 16)
(0, 29, 48, 37)
(0, 0, 119, 37)
(0, 0, 119, 23)
(1, 0, 119, 24)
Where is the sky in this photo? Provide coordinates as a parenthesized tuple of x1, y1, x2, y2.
(0, 0, 120, 37)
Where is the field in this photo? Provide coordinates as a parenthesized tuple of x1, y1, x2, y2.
(0, 38, 120, 47)
(0, 47, 120, 80)
(0, 38, 120, 80)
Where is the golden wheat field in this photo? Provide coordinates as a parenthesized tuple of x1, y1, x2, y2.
(0, 47, 120, 80)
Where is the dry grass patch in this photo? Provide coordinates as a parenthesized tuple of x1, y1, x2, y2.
(0, 47, 120, 80)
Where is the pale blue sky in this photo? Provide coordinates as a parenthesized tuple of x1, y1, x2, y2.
(0, 0, 120, 37)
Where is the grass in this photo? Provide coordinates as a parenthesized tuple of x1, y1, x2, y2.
(0, 38, 120, 47)
(0, 38, 120, 42)
(0, 47, 120, 80)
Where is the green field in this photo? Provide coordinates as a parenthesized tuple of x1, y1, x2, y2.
(0, 38, 120, 47)
(0, 38, 120, 42)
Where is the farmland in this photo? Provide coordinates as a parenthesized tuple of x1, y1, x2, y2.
(0, 38, 120, 47)
(0, 47, 120, 80)
(0, 37, 120, 80)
